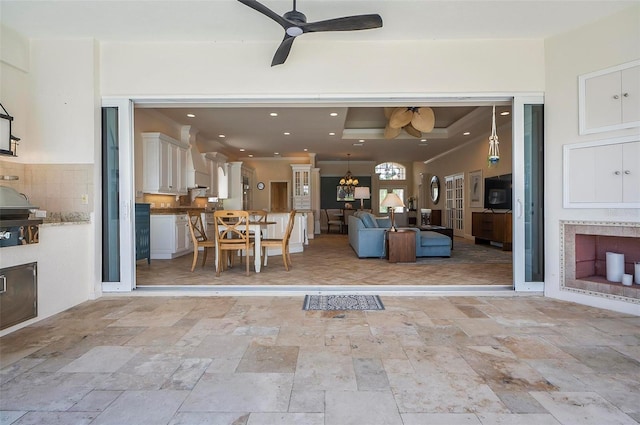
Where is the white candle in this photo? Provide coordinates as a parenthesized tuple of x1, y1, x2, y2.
(606, 252, 625, 282)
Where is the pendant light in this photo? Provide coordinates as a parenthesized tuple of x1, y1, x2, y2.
(488, 105, 500, 167)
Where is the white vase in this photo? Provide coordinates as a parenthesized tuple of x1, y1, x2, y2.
(606, 252, 624, 282)
(635, 262, 640, 285)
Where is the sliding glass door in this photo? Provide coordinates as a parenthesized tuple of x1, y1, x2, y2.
(101, 99, 135, 292)
(513, 97, 545, 291)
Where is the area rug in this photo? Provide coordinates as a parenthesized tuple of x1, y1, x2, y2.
(303, 295, 385, 311)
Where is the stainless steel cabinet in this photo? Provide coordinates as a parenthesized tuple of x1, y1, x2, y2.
(0, 262, 37, 330)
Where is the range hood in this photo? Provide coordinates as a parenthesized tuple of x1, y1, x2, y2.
(185, 146, 210, 188)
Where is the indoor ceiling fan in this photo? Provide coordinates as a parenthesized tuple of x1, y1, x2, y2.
(237, 0, 383, 66)
(383, 107, 436, 139)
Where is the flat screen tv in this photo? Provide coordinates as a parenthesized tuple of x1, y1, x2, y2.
(484, 173, 512, 210)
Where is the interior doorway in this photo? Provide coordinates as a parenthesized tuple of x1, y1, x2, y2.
(270, 181, 289, 212)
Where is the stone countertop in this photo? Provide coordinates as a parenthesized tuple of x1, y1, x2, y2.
(150, 207, 206, 215)
(40, 212, 91, 224)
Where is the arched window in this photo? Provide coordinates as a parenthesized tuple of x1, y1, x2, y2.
(375, 162, 406, 180)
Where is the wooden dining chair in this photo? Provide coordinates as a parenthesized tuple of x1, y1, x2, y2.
(324, 209, 343, 234)
(213, 210, 255, 276)
(261, 210, 296, 271)
(187, 211, 216, 272)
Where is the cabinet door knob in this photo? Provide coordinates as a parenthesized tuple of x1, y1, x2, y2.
(623, 92, 629, 97)
(614, 171, 621, 175)
(624, 170, 631, 175)
(613, 94, 620, 99)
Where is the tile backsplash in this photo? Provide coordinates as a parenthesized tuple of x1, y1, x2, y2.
(0, 160, 93, 215)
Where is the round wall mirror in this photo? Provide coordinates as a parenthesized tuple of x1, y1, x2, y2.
(430, 176, 440, 204)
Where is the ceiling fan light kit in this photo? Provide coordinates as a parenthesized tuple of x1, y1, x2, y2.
(237, 0, 383, 66)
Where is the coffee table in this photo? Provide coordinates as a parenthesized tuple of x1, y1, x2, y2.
(419, 225, 454, 249)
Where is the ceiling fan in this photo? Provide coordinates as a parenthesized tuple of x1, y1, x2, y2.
(383, 107, 436, 139)
(237, 0, 383, 66)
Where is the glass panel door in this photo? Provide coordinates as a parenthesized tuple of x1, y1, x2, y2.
(101, 99, 135, 292)
(101, 107, 120, 282)
(513, 97, 545, 291)
(444, 173, 464, 235)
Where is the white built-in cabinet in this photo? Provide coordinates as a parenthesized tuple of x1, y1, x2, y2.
(263, 211, 309, 256)
(564, 136, 640, 208)
(291, 164, 311, 210)
(150, 214, 192, 259)
(142, 132, 189, 195)
(579, 60, 640, 134)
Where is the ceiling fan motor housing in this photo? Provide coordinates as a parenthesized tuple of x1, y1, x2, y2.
(284, 10, 306, 24)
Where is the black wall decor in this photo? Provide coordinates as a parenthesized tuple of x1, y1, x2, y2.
(320, 176, 372, 209)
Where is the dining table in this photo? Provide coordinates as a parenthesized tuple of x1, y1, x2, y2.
(208, 220, 276, 273)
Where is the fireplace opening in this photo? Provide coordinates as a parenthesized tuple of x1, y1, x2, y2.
(562, 221, 640, 303)
(575, 234, 640, 282)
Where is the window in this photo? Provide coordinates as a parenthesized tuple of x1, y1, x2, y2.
(379, 188, 405, 214)
(375, 162, 406, 180)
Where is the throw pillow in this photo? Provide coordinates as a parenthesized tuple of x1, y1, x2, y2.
(360, 212, 378, 228)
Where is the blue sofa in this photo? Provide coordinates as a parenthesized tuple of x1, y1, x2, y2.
(348, 212, 451, 258)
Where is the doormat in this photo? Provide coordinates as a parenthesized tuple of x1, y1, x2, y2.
(302, 295, 385, 311)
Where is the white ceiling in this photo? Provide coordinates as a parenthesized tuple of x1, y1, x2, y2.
(3, 0, 634, 162)
(2, 1, 635, 42)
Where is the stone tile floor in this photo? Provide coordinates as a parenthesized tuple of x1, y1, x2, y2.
(1, 295, 639, 425)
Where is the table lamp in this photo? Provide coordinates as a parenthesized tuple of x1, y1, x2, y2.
(354, 186, 370, 210)
(381, 193, 405, 232)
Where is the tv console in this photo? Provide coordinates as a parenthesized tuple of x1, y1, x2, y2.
(472, 211, 512, 251)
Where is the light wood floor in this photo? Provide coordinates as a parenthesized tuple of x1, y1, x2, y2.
(136, 234, 513, 287)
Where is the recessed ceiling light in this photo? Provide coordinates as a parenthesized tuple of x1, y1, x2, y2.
(186, 113, 195, 118)
(239, 148, 245, 152)
(329, 132, 336, 136)
(270, 112, 278, 117)
(329, 112, 338, 117)
(283, 132, 290, 136)
(248, 154, 254, 157)
(359, 139, 365, 143)
(463, 132, 471, 136)
(303, 148, 308, 152)
(420, 139, 427, 142)
(274, 152, 279, 155)
(500, 111, 510, 116)
(218, 134, 225, 138)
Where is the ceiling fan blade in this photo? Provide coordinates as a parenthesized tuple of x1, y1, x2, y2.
(389, 107, 412, 129)
(403, 123, 422, 138)
(411, 107, 435, 133)
(384, 124, 401, 139)
(303, 14, 383, 33)
(237, 0, 289, 28)
(271, 35, 296, 66)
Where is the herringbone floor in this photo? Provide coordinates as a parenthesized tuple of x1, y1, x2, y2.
(136, 234, 513, 287)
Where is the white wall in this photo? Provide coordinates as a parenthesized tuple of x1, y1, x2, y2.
(0, 26, 29, 153)
(544, 5, 640, 314)
(27, 38, 98, 163)
(100, 39, 545, 96)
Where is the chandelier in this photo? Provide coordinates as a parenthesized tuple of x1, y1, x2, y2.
(339, 154, 359, 195)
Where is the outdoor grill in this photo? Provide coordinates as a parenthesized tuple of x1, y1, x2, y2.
(0, 185, 43, 247)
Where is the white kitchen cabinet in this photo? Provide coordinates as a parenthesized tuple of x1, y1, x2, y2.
(150, 214, 192, 259)
(291, 164, 311, 210)
(564, 136, 640, 208)
(142, 132, 189, 195)
(579, 60, 640, 134)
